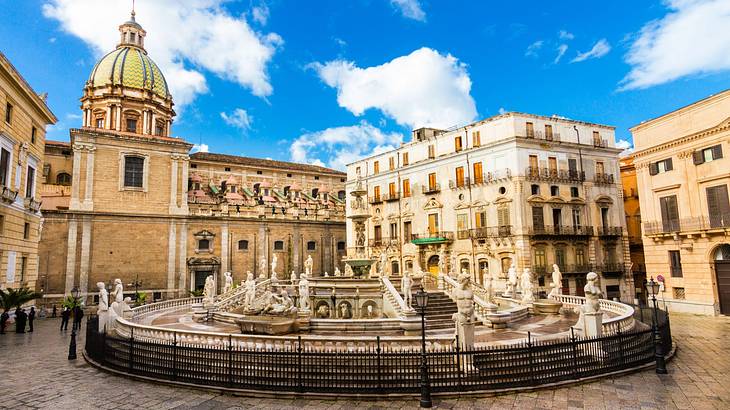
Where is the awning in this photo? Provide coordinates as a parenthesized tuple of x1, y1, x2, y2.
(301, 192, 316, 201)
(242, 187, 254, 197)
(208, 182, 219, 194)
(411, 237, 450, 245)
(272, 190, 287, 201)
(262, 195, 277, 202)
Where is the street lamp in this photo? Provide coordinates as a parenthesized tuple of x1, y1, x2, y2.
(414, 286, 432, 408)
(68, 286, 79, 360)
(645, 277, 667, 374)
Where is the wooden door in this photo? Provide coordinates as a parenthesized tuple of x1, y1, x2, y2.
(716, 261, 730, 314)
(428, 213, 439, 234)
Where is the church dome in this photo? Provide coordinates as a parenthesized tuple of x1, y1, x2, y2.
(88, 47, 169, 99)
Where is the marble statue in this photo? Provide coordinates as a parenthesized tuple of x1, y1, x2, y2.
(244, 272, 256, 308)
(298, 273, 310, 311)
(583, 272, 602, 313)
(521, 268, 534, 304)
(505, 264, 517, 297)
(271, 254, 278, 276)
(270, 270, 279, 289)
(290, 270, 297, 285)
(324, 271, 329, 277)
(549, 264, 563, 298)
(263, 288, 297, 316)
(344, 263, 354, 277)
(110, 279, 124, 317)
(97, 282, 109, 311)
(334, 266, 341, 277)
(356, 230, 365, 248)
(316, 304, 330, 318)
(259, 255, 267, 277)
(121, 297, 133, 319)
(304, 255, 313, 276)
(222, 272, 233, 294)
(339, 303, 351, 319)
(203, 275, 216, 304)
(379, 252, 387, 277)
(438, 249, 446, 275)
(452, 273, 476, 349)
(365, 304, 375, 318)
(450, 254, 458, 276)
(401, 270, 413, 309)
(483, 269, 493, 301)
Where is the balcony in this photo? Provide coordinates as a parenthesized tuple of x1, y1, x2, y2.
(594, 173, 615, 185)
(369, 237, 400, 248)
(597, 226, 623, 237)
(457, 230, 471, 240)
(644, 215, 730, 236)
(528, 225, 594, 237)
(382, 192, 400, 202)
(24, 197, 42, 213)
(422, 183, 441, 195)
(520, 130, 561, 142)
(448, 177, 470, 190)
(562, 264, 594, 274)
(1, 186, 18, 203)
(470, 225, 512, 239)
(597, 263, 625, 274)
(593, 138, 608, 148)
(533, 265, 548, 274)
(368, 195, 383, 204)
(525, 167, 586, 183)
(410, 231, 454, 245)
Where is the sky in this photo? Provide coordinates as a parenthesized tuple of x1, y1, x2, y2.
(2, 0, 730, 170)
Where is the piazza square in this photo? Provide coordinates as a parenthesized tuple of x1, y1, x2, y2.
(1, 1, 729, 409)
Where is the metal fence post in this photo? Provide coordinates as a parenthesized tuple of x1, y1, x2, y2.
(376, 336, 382, 393)
(570, 327, 578, 379)
(297, 335, 303, 393)
(228, 334, 233, 387)
(172, 332, 178, 381)
(617, 327, 625, 367)
(527, 331, 535, 385)
(455, 333, 462, 390)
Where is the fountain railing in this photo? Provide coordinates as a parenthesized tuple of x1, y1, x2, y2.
(132, 297, 203, 319)
(380, 276, 412, 318)
(215, 278, 273, 311)
(549, 293, 636, 334)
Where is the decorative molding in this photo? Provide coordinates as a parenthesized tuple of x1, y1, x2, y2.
(633, 116, 730, 158)
(652, 183, 681, 193)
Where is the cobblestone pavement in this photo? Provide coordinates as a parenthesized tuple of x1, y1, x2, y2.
(0, 313, 728, 409)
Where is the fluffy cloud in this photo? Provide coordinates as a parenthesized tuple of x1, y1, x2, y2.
(571, 39, 611, 63)
(559, 30, 575, 40)
(616, 139, 634, 156)
(390, 0, 426, 22)
(554, 44, 569, 64)
(311, 47, 477, 130)
(192, 143, 209, 153)
(42, 0, 282, 107)
(525, 40, 544, 58)
(251, 2, 270, 26)
(621, 0, 730, 90)
(290, 121, 404, 171)
(220, 108, 252, 130)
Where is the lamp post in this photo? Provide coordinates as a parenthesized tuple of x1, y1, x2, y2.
(414, 286, 432, 408)
(646, 277, 667, 374)
(68, 286, 79, 360)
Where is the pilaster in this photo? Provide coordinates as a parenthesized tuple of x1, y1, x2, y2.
(167, 221, 177, 292)
(78, 217, 92, 302)
(221, 224, 229, 273)
(64, 219, 78, 296)
(177, 222, 188, 297)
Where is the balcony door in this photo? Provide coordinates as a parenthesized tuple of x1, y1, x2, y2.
(707, 185, 730, 228)
(659, 195, 679, 232)
(428, 213, 439, 235)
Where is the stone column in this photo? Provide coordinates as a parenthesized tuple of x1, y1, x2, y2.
(167, 221, 177, 295)
(116, 106, 122, 131)
(180, 156, 189, 214)
(221, 224, 229, 274)
(258, 223, 268, 276)
(64, 219, 78, 296)
(142, 109, 149, 135)
(292, 225, 301, 273)
(82, 146, 95, 210)
(178, 222, 188, 297)
(169, 155, 179, 213)
(106, 106, 112, 129)
(78, 217, 92, 303)
(69, 144, 82, 210)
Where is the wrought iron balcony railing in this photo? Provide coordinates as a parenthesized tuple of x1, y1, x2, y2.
(644, 215, 730, 235)
(470, 225, 512, 239)
(368, 195, 383, 204)
(525, 167, 585, 183)
(422, 183, 441, 194)
(597, 263, 625, 273)
(528, 225, 594, 237)
(594, 173, 615, 185)
(382, 192, 400, 202)
(597, 226, 623, 237)
(448, 177, 470, 190)
(519, 130, 561, 142)
(410, 231, 454, 242)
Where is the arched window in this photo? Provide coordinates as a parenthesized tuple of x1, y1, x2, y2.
(238, 240, 248, 250)
(274, 240, 284, 251)
(56, 172, 72, 186)
(338, 190, 346, 200)
(307, 241, 316, 251)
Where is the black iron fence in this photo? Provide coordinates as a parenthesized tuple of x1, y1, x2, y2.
(85, 310, 671, 395)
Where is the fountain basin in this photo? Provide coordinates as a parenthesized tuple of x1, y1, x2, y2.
(532, 299, 563, 315)
(235, 315, 299, 335)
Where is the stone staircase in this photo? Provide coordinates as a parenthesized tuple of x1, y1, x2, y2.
(417, 291, 457, 330)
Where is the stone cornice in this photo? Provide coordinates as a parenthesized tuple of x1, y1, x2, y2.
(633, 117, 730, 159)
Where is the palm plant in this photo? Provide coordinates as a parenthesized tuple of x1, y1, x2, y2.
(62, 295, 81, 310)
(133, 291, 147, 307)
(188, 289, 204, 297)
(0, 287, 43, 313)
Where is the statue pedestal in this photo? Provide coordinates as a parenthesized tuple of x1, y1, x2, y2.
(297, 311, 311, 331)
(582, 311, 603, 338)
(98, 309, 109, 332)
(455, 321, 475, 350)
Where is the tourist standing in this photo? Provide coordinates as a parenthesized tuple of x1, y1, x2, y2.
(51, 304, 57, 318)
(28, 307, 36, 332)
(15, 308, 27, 333)
(0, 311, 8, 334)
(60, 307, 70, 331)
(73, 306, 84, 330)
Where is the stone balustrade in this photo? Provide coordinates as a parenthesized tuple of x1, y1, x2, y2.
(380, 276, 411, 317)
(549, 294, 636, 333)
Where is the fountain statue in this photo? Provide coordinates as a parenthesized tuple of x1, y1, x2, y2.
(548, 264, 562, 298)
(582, 272, 603, 337)
(110, 278, 124, 318)
(222, 271, 233, 294)
(378, 252, 387, 277)
(271, 254, 278, 276)
(505, 264, 517, 297)
(290, 270, 297, 285)
(244, 272, 256, 308)
(298, 273, 310, 311)
(97, 282, 109, 330)
(304, 254, 313, 276)
(203, 275, 216, 305)
(259, 255, 267, 279)
(344, 264, 354, 277)
(262, 288, 297, 316)
(401, 270, 413, 310)
(439, 249, 446, 275)
(452, 273, 476, 349)
(450, 253, 458, 277)
(521, 268, 534, 304)
(483, 268, 493, 302)
(334, 266, 341, 277)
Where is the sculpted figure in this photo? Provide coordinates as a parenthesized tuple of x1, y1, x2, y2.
(344, 263, 354, 277)
(379, 252, 387, 277)
(244, 272, 256, 308)
(549, 264, 563, 298)
(521, 268, 534, 304)
(271, 254, 278, 276)
(334, 266, 341, 277)
(401, 270, 413, 309)
(583, 272, 602, 313)
(222, 272, 233, 294)
(317, 304, 330, 318)
(110, 279, 124, 316)
(203, 275, 216, 303)
(339, 303, 351, 319)
(506, 264, 518, 297)
(356, 230, 365, 248)
(450, 254, 458, 276)
(263, 288, 297, 316)
(452, 273, 475, 326)
(298, 273, 310, 311)
(483, 269, 493, 301)
(97, 282, 109, 311)
(290, 270, 298, 285)
(366, 304, 375, 318)
(259, 255, 267, 277)
(305, 255, 314, 276)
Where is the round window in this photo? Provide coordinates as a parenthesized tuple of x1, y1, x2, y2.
(499, 186, 506, 195)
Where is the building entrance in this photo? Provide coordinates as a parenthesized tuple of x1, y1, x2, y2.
(714, 244, 730, 314)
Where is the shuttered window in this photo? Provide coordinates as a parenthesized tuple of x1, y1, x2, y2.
(532, 206, 544, 229)
(707, 185, 730, 228)
(473, 162, 483, 184)
(693, 144, 723, 165)
(498, 207, 510, 227)
(659, 195, 679, 232)
(402, 179, 410, 198)
(650, 158, 673, 175)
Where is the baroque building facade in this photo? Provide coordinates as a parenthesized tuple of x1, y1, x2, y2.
(620, 154, 647, 304)
(0, 51, 57, 292)
(346, 113, 633, 301)
(631, 89, 730, 315)
(37, 13, 345, 303)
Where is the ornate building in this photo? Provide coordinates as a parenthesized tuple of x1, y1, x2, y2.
(631, 89, 730, 315)
(620, 154, 647, 304)
(37, 13, 346, 303)
(346, 113, 634, 301)
(0, 51, 57, 292)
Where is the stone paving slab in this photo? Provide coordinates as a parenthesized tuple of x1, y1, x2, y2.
(0, 313, 728, 409)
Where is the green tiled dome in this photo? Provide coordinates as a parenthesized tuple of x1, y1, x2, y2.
(88, 46, 169, 98)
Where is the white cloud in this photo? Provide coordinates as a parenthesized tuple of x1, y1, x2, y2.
(498, 107, 507, 115)
(290, 121, 404, 171)
(559, 30, 575, 40)
(310, 47, 477, 130)
(571, 39, 611, 63)
(621, 0, 730, 90)
(390, 0, 426, 22)
(554, 44, 569, 64)
(220, 108, 252, 130)
(525, 40, 544, 58)
(616, 139, 634, 156)
(42, 0, 282, 107)
(251, 2, 270, 26)
(192, 143, 209, 153)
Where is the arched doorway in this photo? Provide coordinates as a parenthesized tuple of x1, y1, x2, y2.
(714, 244, 730, 314)
(427, 255, 440, 276)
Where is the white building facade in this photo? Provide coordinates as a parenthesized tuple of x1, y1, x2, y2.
(346, 112, 634, 302)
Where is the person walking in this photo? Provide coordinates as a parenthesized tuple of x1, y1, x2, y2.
(0, 311, 8, 334)
(15, 308, 27, 333)
(60, 307, 70, 331)
(73, 306, 84, 331)
(51, 304, 57, 318)
(28, 307, 36, 332)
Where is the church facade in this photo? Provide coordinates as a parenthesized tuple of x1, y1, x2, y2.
(37, 13, 346, 303)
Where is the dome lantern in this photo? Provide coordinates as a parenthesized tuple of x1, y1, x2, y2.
(118, 10, 146, 50)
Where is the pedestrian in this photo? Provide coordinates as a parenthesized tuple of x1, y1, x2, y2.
(60, 307, 70, 331)
(0, 311, 8, 334)
(73, 306, 84, 330)
(52, 304, 57, 318)
(15, 308, 27, 333)
(28, 307, 36, 332)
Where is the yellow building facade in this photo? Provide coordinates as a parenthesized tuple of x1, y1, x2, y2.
(631, 89, 730, 315)
(0, 51, 57, 292)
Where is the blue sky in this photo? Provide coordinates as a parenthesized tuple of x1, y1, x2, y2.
(2, 0, 730, 169)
